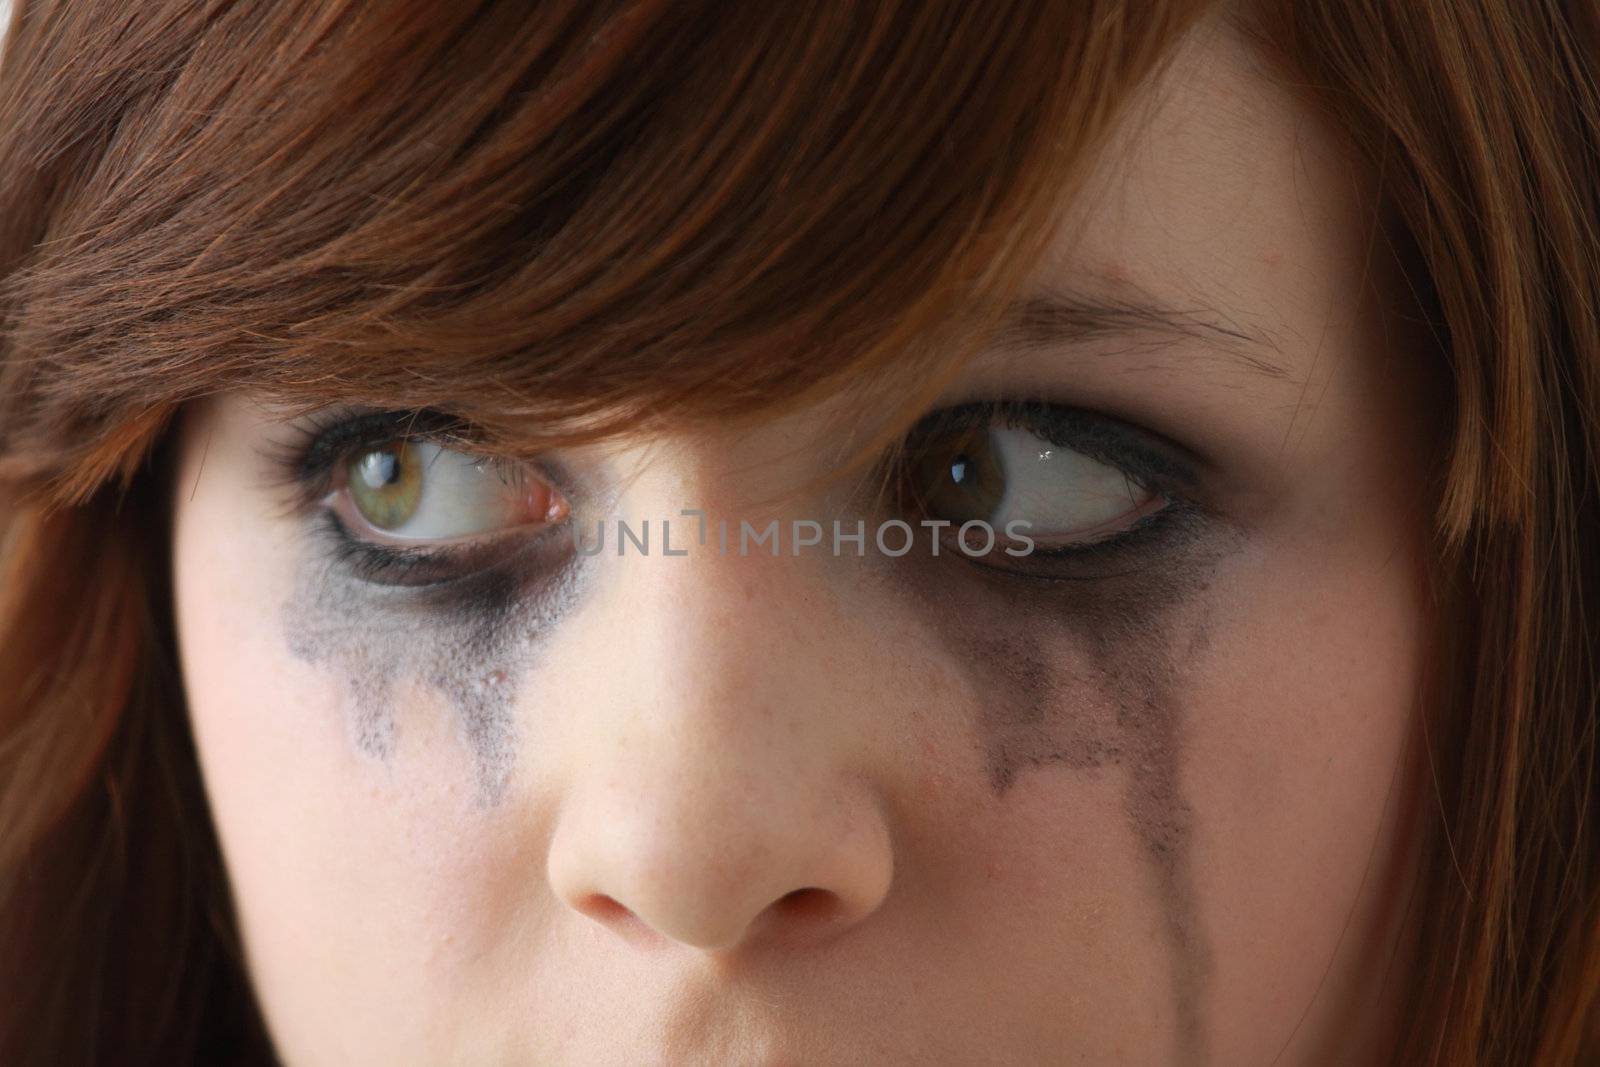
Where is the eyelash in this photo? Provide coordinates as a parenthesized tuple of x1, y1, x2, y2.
(906, 399, 1196, 489)
(268, 401, 1205, 585)
(262, 407, 524, 514)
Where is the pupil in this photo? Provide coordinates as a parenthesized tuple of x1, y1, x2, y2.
(358, 449, 402, 490)
(902, 426, 1005, 524)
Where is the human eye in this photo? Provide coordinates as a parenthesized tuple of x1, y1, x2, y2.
(894, 399, 1206, 574)
(266, 408, 570, 587)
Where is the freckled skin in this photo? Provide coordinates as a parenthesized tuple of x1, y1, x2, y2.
(283, 525, 589, 802)
(887, 516, 1236, 1063)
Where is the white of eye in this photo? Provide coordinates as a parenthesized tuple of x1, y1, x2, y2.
(351, 441, 525, 542)
(985, 426, 1158, 541)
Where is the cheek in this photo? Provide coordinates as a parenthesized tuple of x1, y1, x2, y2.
(172, 490, 557, 1060)
(880, 517, 1426, 1061)
(279, 525, 584, 801)
(883, 531, 1228, 1056)
(1184, 544, 1428, 1055)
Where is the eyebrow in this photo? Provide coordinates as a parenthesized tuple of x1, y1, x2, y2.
(994, 288, 1292, 382)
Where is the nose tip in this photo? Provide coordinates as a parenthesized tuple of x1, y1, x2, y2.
(540, 518, 899, 959)
(547, 805, 895, 955)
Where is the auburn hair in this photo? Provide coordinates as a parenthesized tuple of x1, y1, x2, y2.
(0, 1, 1595, 1063)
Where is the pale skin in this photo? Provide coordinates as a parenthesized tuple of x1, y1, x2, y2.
(172, 18, 1436, 1066)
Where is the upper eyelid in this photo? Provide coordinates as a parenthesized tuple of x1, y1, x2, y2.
(909, 399, 1199, 491)
(296, 410, 474, 479)
(256, 407, 493, 517)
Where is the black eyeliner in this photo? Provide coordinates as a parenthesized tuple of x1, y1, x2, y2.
(1005, 400, 1201, 493)
(314, 510, 465, 588)
(910, 399, 1202, 496)
(292, 408, 469, 487)
(254, 406, 477, 517)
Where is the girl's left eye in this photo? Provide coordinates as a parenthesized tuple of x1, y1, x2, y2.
(895, 400, 1198, 560)
(902, 423, 1162, 543)
(331, 439, 568, 543)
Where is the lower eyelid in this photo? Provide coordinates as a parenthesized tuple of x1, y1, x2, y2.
(315, 503, 580, 592)
(317, 513, 499, 588)
(940, 499, 1206, 585)
(327, 491, 521, 551)
(1020, 492, 1170, 548)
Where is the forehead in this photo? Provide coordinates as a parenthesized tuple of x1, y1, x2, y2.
(1030, 16, 1373, 382)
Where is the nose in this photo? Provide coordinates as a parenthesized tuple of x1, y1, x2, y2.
(544, 540, 896, 955)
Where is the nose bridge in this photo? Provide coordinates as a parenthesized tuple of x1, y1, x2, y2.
(661, 524, 843, 702)
(596, 441, 883, 762)
(543, 510, 896, 954)
(607, 539, 838, 792)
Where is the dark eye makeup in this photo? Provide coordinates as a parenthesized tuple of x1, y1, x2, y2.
(262, 399, 1218, 589)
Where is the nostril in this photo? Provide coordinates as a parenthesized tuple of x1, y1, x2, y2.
(571, 892, 675, 950)
(577, 892, 633, 924)
(772, 886, 841, 924)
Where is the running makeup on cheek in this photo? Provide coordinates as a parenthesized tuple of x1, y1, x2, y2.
(259, 406, 591, 802)
(880, 394, 1248, 1063)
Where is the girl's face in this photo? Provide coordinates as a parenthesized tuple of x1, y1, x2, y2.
(172, 22, 1436, 1066)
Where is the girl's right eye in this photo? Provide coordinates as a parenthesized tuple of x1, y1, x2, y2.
(331, 439, 569, 546)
